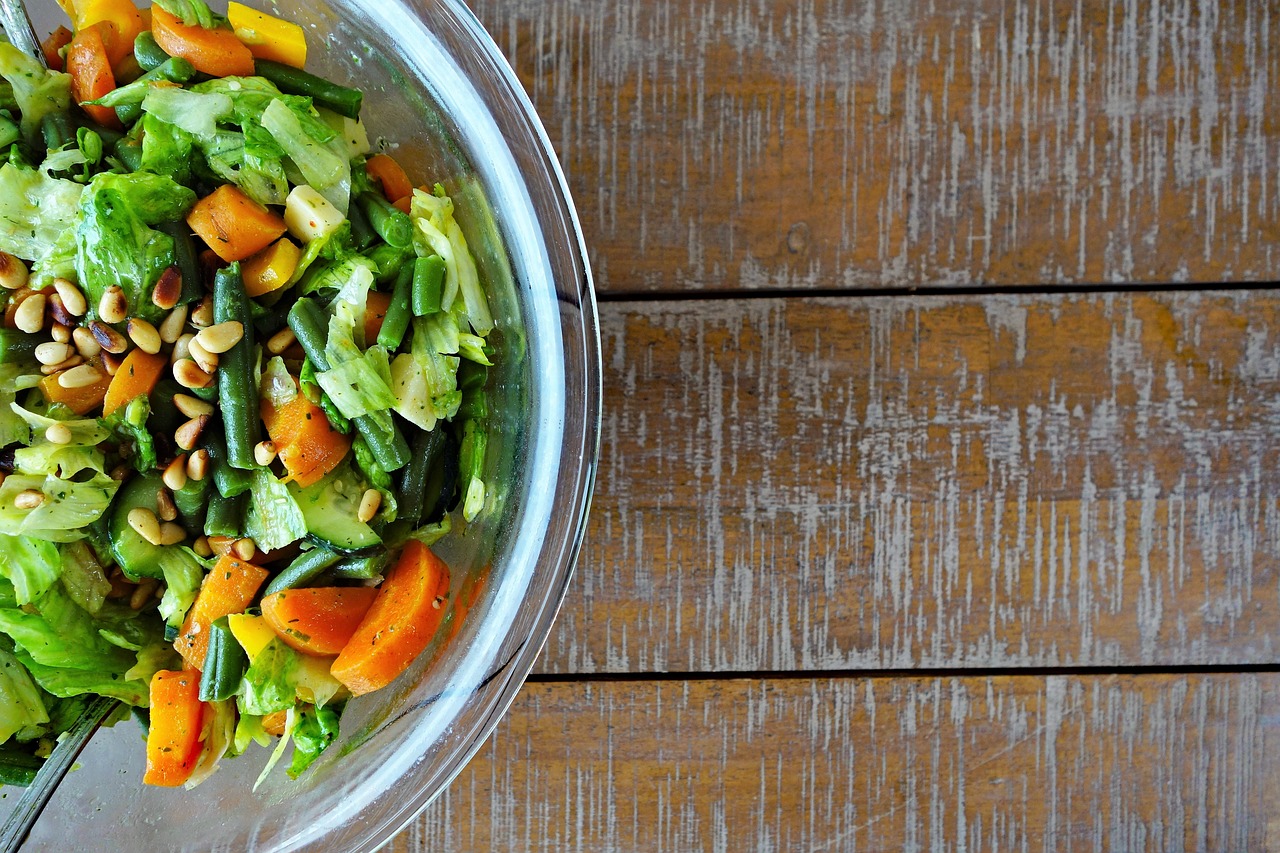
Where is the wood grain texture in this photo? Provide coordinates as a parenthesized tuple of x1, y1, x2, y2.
(398, 674, 1280, 852)
(470, 0, 1280, 293)
(538, 292, 1280, 673)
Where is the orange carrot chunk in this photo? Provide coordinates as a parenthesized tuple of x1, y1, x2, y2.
(363, 289, 391, 343)
(143, 669, 206, 787)
(174, 554, 270, 670)
(261, 586, 379, 656)
(187, 184, 288, 263)
(150, 5, 255, 78)
(40, 364, 111, 415)
(365, 154, 413, 204)
(41, 25, 73, 71)
(102, 348, 167, 416)
(331, 541, 451, 696)
(65, 24, 121, 130)
(261, 391, 351, 488)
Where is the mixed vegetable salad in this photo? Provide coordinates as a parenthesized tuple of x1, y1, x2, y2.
(0, 0, 494, 788)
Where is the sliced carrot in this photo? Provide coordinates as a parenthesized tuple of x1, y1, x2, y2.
(363, 289, 391, 343)
(365, 154, 413, 205)
(102, 348, 167, 416)
(41, 25, 73, 71)
(242, 237, 301, 298)
(174, 554, 270, 670)
(261, 392, 351, 488)
(187, 184, 288, 263)
(261, 709, 288, 737)
(150, 6, 255, 78)
(143, 669, 206, 787)
(261, 586, 379, 657)
(331, 541, 451, 696)
(391, 195, 411, 214)
(40, 362, 111, 415)
(66, 23, 122, 130)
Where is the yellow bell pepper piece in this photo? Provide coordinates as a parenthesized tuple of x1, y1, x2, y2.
(242, 237, 302, 298)
(227, 613, 277, 663)
(226, 1, 307, 68)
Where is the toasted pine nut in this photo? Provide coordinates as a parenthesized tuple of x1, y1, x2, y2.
(191, 296, 214, 328)
(72, 326, 102, 358)
(173, 358, 213, 390)
(192, 536, 213, 558)
(98, 286, 128, 325)
(35, 341, 74, 366)
(109, 463, 131, 482)
(47, 293, 76, 327)
(127, 507, 163, 546)
(156, 487, 178, 522)
(358, 488, 382, 523)
(159, 522, 187, 546)
(187, 449, 210, 482)
(45, 423, 73, 445)
(101, 351, 124, 376)
(14, 489, 44, 510)
(159, 305, 189, 344)
(58, 363, 104, 389)
(51, 323, 72, 344)
(151, 266, 182, 310)
(127, 318, 162, 355)
(253, 440, 277, 467)
(0, 252, 29, 290)
(266, 326, 297, 355)
(14, 293, 46, 334)
(206, 535, 235, 557)
(175, 414, 211, 451)
(52, 278, 87, 316)
(173, 393, 214, 419)
(233, 538, 256, 561)
(162, 455, 189, 492)
(89, 321, 129, 354)
(195, 321, 244, 355)
(187, 336, 219, 373)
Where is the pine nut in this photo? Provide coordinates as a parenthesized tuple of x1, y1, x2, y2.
(14, 293, 46, 333)
(206, 535, 235, 557)
(98, 286, 128, 324)
(72, 326, 102, 358)
(195, 321, 244, 355)
(58, 363, 104, 389)
(187, 449, 210, 482)
(35, 342, 74, 366)
(127, 507, 163, 546)
(14, 489, 44, 510)
(47, 293, 76, 328)
(41, 355, 82, 375)
(173, 393, 214, 419)
(127, 318, 162, 355)
(172, 332, 194, 364)
(358, 488, 382, 523)
(151, 266, 182, 310)
(52, 278, 86, 316)
(156, 487, 178, 522)
(159, 305, 188, 344)
(173, 358, 213, 390)
(191, 296, 214, 328)
(253, 440, 277, 467)
(51, 323, 72, 344)
(187, 336, 219, 374)
(45, 423, 73, 445)
(89, 321, 129, 354)
(101, 352, 123, 376)
(162, 456, 189, 492)
(0, 252, 29, 290)
(192, 536, 213, 558)
(175, 414, 210, 451)
(160, 522, 187, 546)
(266, 327, 297, 355)
(233, 538, 256, 561)
(109, 463, 131, 482)
(130, 578, 157, 610)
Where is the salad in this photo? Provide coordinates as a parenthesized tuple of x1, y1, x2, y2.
(0, 0, 494, 788)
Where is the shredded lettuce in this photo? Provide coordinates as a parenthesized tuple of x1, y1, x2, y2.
(410, 187, 493, 335)
(157, 547, 205, 630)
(287, 703, 340, 778)
(58, 541, 112, 615)
(243, 469, 307, 554)
(141, 86, 232, 140)
(260, 98, 350, 214)
(238, 638, 343, 717)
(153, 0, 216, 28)
(0, 163, 84, 269)
(0, 42, 71, 143)
(0, 646, 49, 742)
(0, 535, 60, 606)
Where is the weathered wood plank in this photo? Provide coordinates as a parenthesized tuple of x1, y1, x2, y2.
(540, 293, 1280, 673)
(396, 674, 1280, 852)
(471, 0, 1280, 293)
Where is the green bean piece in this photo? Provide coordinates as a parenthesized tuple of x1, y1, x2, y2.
(198, 617, 248, 702)
(330, 550, 391, 580)
(204, 492, 246, 538)
(133, 31, 171, 71)
(368, 243, 412, 284)
(397, 427, 447, 527)
(0, 329, 38, 364)
(114, 139, 143, 172)
(214, 264, 262, 469)
(113, 56, 196, 125)
(376, 264, 414, 351)
(173, 472, 211, 530)
(358, 191, 413, 249)
(41, 111, 74, 151)
(347, 197, 375, 250)
(411, 254, 445, 316)
(253, 59, 363, 119)
(205, 417, 253, 498)
(264, 547, 342, 596)
(157, 220, 204, 304)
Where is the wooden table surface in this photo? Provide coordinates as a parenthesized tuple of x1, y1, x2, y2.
(395, 1, 1280, 849)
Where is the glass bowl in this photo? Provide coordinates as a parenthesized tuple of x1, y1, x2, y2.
(5, 0, 600, 849)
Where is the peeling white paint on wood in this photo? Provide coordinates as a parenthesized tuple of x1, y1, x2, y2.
(472, 0, 1280, 291)
(544, 293, 1280, 673)
(404, 675, 1277, 852)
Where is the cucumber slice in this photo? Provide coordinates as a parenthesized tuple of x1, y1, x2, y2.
(108, 473, 166, 579)
(290, 466, 382, 555)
